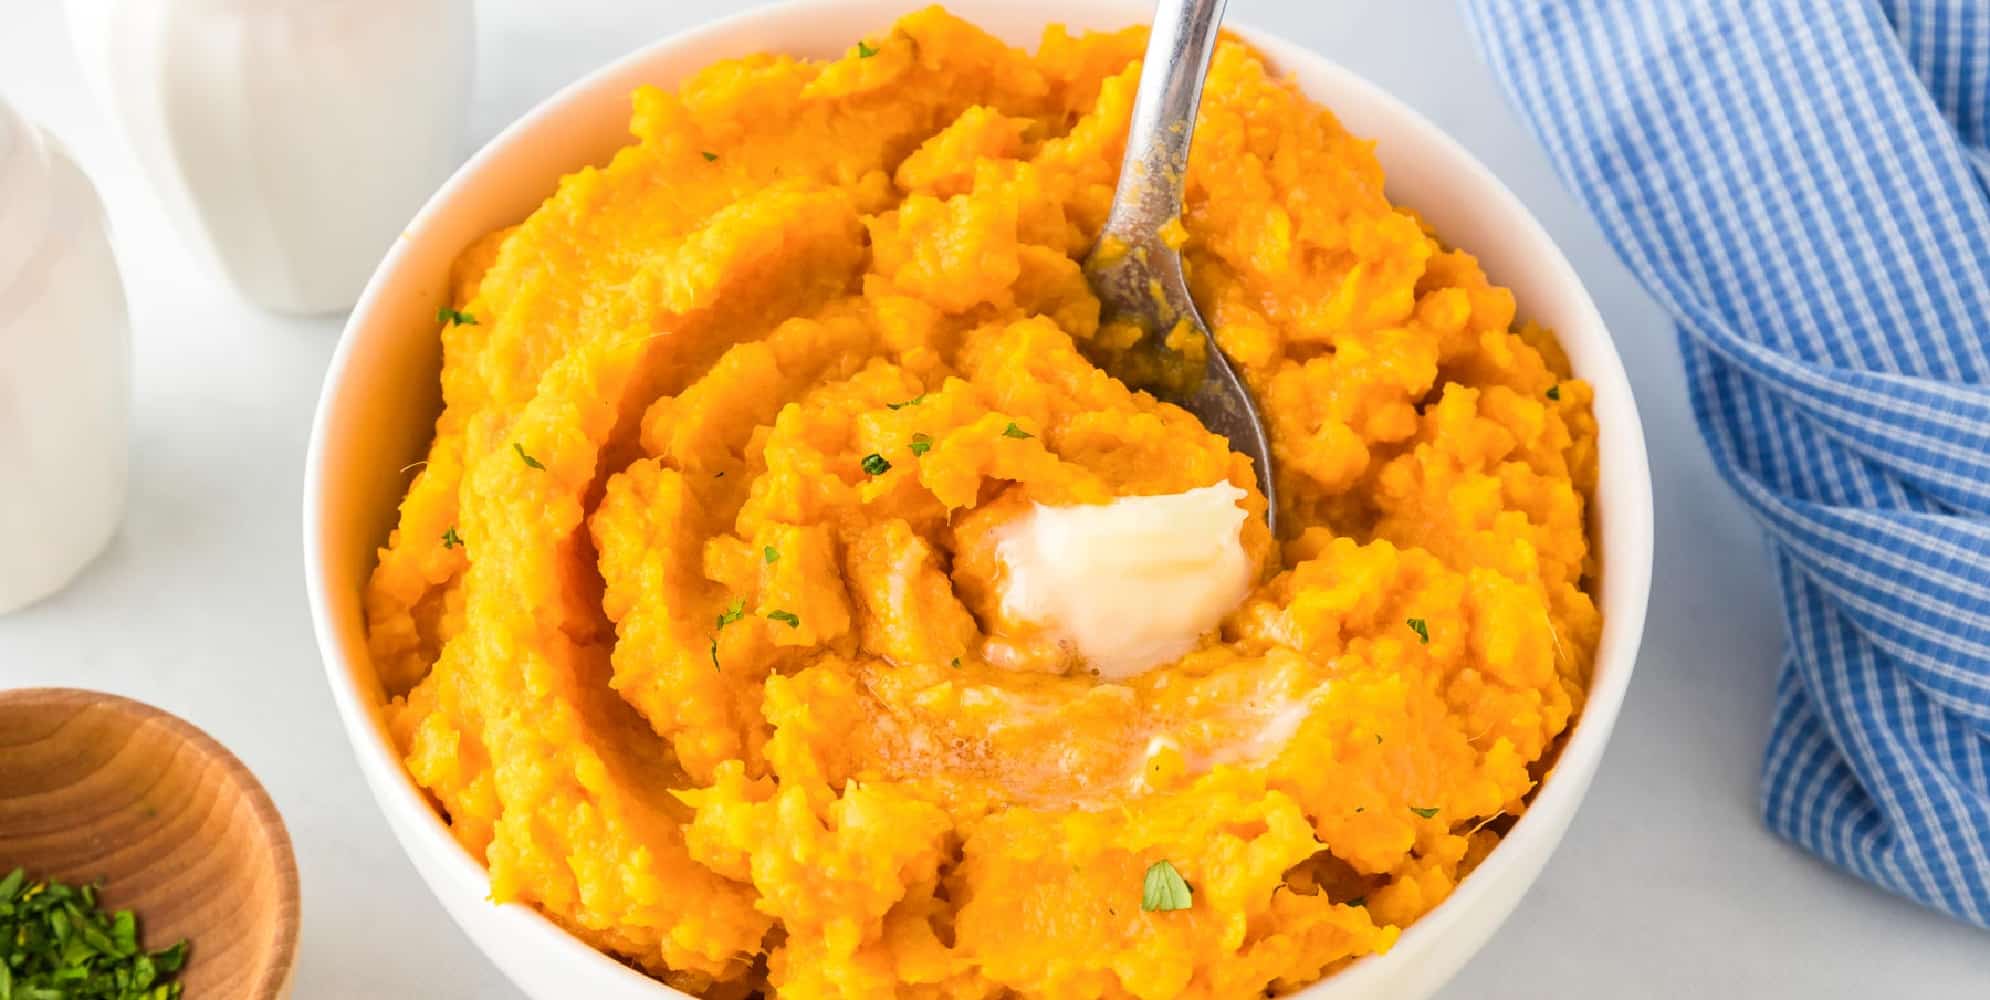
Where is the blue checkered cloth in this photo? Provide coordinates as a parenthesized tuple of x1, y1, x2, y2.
(1459, 0, 1990, 925)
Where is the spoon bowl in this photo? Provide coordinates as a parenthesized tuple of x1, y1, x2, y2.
(0, 688, 300, 1000)
(1082, 0, 1277, 529)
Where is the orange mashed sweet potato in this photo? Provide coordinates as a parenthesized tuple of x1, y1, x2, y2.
(364, 8, 1600, 998)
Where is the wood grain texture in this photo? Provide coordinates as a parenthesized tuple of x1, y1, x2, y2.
(0, 688, 300, 999)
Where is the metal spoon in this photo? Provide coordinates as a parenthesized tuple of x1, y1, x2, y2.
(1083, 0, 1277, 533)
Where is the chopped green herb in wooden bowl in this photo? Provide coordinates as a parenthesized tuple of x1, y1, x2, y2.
(0, 689, 299, 999)
(0, 867, 190, 999)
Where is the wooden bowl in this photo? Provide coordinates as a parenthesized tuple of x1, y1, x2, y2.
(0, 688, 300, 998)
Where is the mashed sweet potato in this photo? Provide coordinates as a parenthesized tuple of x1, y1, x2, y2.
(365, 8, 1600, 997)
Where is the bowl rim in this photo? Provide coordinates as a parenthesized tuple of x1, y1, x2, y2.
(0, 687, 303, 1000)
(303, 1, 1655, 996)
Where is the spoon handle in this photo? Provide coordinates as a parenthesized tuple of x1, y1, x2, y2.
(1099, 0, 1229, 253)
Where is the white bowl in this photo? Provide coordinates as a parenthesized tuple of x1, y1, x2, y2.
(303, 2, 1656, 996)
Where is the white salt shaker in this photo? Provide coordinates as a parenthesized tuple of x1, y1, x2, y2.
(0, 99, 132, 614)
(64, 0, 475, 314)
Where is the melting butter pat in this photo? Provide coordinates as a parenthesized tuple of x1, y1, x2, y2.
(993, 482, 1253, 678)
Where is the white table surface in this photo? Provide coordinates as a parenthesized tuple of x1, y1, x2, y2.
(3, 1, 1985, 997)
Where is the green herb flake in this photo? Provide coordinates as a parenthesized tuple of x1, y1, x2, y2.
(441, 527, 463, 550)
(860, 453, 892, 476)
(701, 151, 719, 162)
(1140, 859, 1193, 913)
(1346, 896, 1366, 908)
(1406, 618, 1429, 644)
(763, 546, 780, 565)
(716, 598, 746, 631)
(887, 393, 926, 411)
(1546, 384, 1561, 401)
(437, 306, 478, 326)
(950, 657, 962, 669)
(1410, 806, 1440, 819)
(0, 867, 189, 999)
(766, 609, 801, 629)
(152, 941, 186, 974)
(857, 40, 879, 58)
(909, 433, 933, 456)
(513, 443, 545, 470)
(1001, 422, 1032, 439)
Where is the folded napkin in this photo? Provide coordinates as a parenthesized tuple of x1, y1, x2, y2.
(1460, 0, 1990, 925)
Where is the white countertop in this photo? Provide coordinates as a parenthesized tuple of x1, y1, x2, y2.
(2, 1, 1984, 997)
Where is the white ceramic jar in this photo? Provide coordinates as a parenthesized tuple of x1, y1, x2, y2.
(0, 99, 132, 614)
(64, 0, 475, 314)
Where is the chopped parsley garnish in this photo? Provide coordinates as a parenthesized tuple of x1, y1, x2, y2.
(1410, 806, 1440, 819)
(1001, 422, 1032, 439)
(1546, 384, 1561, 401)
(860, 453, 892, 476)
(513, 443, 544, 469)
(701, 151, 718, 162)
(1346, 896, 1366, 908)
(764, 546, 780, 564)
(887, 393, 926, 410)
(1140, 860, 1192, 912)
(766, 609, 801, 628)
(909, 433, 933, 456)
(950, 657, 962, 669)
(437, 306, 477, 326)
(1406, 618, 1429, 644)
(709, 598, 747, 670)
(441, 527, 463, 550)
(857, 40, 878, 58)
(0, 867, 190, 999)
